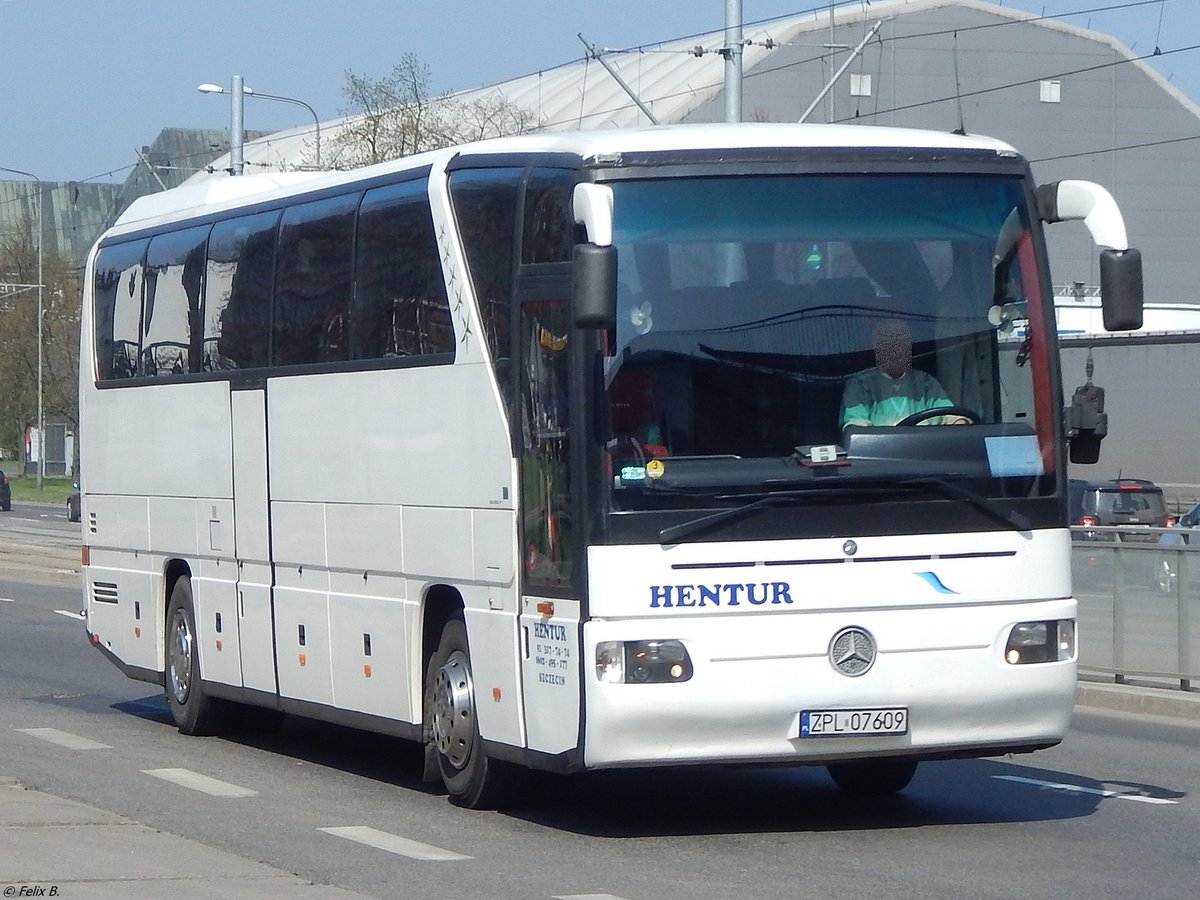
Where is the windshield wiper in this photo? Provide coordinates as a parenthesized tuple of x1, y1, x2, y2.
(897, 476, 1033, 532)
(655, 477, 1032, 545)
(657, 488, 860, 545)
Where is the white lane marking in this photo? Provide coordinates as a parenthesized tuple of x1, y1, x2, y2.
(17, 727, 112, 750)
(54, 609, 85, 621)
(0, 597, 14, 602)
(554, 895, 634, 900)
(994, 775, 1178, 805)
(143, 768, 258, 797)
(318, 826, 471, 861)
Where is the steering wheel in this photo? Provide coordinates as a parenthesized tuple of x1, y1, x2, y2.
(895, 405, 980, 427)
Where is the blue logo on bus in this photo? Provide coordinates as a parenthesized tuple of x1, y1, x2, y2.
(915, 571, 958, 594)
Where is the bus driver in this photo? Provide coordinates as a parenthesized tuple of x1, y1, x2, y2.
(840, 321, 969, 429)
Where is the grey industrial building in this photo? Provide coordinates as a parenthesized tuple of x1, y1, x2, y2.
(0, 128, 263, 269)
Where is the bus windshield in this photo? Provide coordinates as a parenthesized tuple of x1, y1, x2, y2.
(604, 172, 1053, 512)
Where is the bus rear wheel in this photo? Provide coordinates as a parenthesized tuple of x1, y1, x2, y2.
(425, 616, 521, 809)
(165, 577, 228, 735)
(826, 759, 918, 796)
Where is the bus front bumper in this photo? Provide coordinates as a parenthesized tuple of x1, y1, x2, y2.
(581, 601, 1076, 769)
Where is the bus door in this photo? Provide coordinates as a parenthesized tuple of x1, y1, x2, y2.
(515, 291, 583, 755)
(230, 385, 277, 694)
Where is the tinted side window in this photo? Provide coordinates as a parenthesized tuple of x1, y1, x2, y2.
(353, 180, 454, 360)
(520, 299, 573, 587)
(449, 168, 521, 370)
(205, 211, 280, 371)
(93, 239, 148, 380)
(143, 225, 209, 376)
(274, 193, 359, 366)
(521, 170, 577, 264)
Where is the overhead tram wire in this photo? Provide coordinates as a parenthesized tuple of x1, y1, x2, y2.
(18, 0, 1187, 187)
(597, 0, 1174, 61)
(828, 41, 1200, 124)
(1031, 132, 1200, 162)
(883, 0, 1179, 42)
(69, 2, 1192, 183)
(530, 1, 1195, 133)
(529, 32, 1199, 136)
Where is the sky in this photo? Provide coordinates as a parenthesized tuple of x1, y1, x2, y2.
(1, 0, 1197, 184)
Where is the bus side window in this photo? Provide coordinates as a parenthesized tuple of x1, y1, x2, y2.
(521, 170, 576, 265)
(204, 211, 280, 371)
(449, 168, 522, 417)
(143, 225, 209, 377)
(92, 239, 148, 381)
(520, 300, 572, 587)
(354, 180, 454, 360)
(273, 193, 358, 367)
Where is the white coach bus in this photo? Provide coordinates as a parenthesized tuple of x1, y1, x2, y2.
(80, 124, 1142, 807)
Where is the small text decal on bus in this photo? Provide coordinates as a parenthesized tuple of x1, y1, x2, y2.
(533, 620, 571, 686)
(649, 582, 794, 609)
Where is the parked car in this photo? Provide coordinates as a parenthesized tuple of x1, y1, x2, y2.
(66, 484, 81, 523)
(1156, 500, 1200, 594)
(0, 468, 10, 512)
(1068, 477, 1169, 542)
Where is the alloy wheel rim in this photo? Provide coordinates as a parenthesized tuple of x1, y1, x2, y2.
(431, 650, 474, 770)
(168, 608, 193, 704)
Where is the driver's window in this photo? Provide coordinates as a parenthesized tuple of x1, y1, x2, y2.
(520, 299, 572, 588)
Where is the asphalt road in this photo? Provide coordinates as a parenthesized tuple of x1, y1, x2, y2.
(0, 500, 81, 585)
(1, 573, 1197, 900)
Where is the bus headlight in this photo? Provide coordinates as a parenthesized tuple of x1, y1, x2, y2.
(596, 640, 693, 683)
(1005, 620, 1075, 664)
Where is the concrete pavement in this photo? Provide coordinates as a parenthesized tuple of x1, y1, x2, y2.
(0, 776, 370, 899)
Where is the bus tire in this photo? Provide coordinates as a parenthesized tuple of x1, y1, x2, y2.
(164, 577, 228, 736)
(424, 616, 521, 809)
(826, 759, 918, 796)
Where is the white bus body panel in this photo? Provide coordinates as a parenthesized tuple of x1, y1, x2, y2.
(519, 597, 583, 755)
(582, 529, 1075, 767)
(83, 378, 237, 676)
(260, 361, 522, 739)
(229, 390, 275, 694)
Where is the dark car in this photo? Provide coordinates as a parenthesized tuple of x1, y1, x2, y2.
(0, 468, 10, 512)
(66, 484, 81, 523)
(1068, 477, 1169, 542)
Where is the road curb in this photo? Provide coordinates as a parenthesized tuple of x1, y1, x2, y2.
(1076, 681, 1200, 722)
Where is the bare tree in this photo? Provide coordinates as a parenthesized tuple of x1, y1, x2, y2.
(447, 93, 537, 144)
(0, 209, 80, 460)
(332, 54, 537, 168)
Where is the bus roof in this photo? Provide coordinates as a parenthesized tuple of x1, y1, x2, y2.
(107, 123, 1021, 237)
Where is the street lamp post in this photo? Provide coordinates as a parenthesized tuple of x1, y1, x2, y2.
(0, 166, 44, 490)
(198, 78, 322, 171)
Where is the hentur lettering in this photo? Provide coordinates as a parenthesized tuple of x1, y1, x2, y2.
(648, 582, 794, 609)
(533, 622, 568, 640)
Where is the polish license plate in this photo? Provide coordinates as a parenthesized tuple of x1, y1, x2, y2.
(800, 707, 908, 737)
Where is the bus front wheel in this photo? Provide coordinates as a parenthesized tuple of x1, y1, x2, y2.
(165, 577, 228, 735)
(424, 616, 521, 808)
(826, 759, 918, 796)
